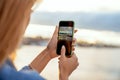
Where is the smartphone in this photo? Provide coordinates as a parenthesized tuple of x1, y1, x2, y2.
(56, 21, 74, 56)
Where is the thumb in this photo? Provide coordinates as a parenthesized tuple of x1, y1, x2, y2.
(61, 46, 66, 58)
(53, 26, 58, 37)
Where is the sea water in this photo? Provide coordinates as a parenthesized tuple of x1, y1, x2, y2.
(14, 45, 120, 80)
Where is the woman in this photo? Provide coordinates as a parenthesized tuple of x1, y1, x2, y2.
(0, 0, 79, 80)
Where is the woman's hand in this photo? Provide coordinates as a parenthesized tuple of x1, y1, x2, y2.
(59, 46, 79, 80)
(46, 26, 59, 59)
(46, 26, 78, 59)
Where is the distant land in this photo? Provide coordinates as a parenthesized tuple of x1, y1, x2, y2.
(21, 36, 120, 48)
(30, 11, 120, 32)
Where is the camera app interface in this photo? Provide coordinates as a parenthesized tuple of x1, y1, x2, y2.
(58, 26, 73, 41)
(57, 26, 73, 55)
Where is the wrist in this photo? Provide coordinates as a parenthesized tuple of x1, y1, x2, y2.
(44, 48, 52, 60)
(44, 48, 53, 60)
(59, 73, 69, 80)
(45, 47, 56, 59)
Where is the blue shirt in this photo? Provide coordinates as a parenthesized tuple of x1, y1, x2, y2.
(0, 59, 45, 80)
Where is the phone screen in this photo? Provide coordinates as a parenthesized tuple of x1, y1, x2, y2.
(56, 21, 74, 56)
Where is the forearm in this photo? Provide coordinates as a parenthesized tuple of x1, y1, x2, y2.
(29, 48, 51, 73)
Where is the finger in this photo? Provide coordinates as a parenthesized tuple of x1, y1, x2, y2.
(72, 38, 77, 48)
(72, 44, 76, 47)
(58, 57, 60, 60)
(61, 46, 66, 58)
(53, 26, 58, 37)
(72, 53, 78, 61)
(72, 47, 75, 51)
(74, 29, 78, 33)
(55, 26, 58, 34)
(72, 38, 77, 43)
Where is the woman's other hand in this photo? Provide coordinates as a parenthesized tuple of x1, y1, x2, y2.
(58, 46, 79, 80)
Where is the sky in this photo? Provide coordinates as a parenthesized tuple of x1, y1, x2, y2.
(29, 0, 120, 45)
(36, 0, 120, 12)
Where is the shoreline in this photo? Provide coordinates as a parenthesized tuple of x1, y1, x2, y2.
(21, 37, 120, 48)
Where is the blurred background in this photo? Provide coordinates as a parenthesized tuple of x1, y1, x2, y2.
(14, 0, 120, 80)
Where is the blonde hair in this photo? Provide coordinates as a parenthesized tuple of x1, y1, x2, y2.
(0, 0, 36, 63)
